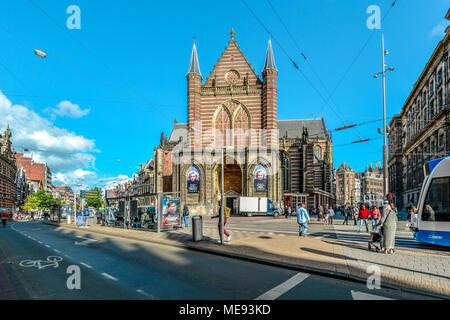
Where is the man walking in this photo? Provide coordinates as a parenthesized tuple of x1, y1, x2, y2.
(358, 204, 370, 233)
(327, 205, 335, 225)
(343, 203, 351, 225)
(352, 204, 359, 225)
(297, 203, 310, 237)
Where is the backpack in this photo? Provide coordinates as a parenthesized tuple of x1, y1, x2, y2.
(224, 207, 231, 219)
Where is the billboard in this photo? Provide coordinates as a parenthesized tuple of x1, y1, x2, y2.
(187, 167, 200, 194)
(162, 198, 181, 227)
(254, 165, 268, 193)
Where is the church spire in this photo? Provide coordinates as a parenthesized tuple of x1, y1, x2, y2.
(187, 41, 202, 77)
(263, 38, 277, 71)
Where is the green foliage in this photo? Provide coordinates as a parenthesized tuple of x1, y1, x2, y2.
(23, 189, 63, 212)
(86, 197, 102, 209)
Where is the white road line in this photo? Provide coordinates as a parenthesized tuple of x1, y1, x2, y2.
(351, 290, 394, 300)
(101, 273, 118, 281)
(45, 245, 51, 248)
(136, 289, 154, 299)
(80, 262, 92, 269)
(255, 272, 310, 300)
(38, 241, 43, 244)
(53, 249, 61, 253)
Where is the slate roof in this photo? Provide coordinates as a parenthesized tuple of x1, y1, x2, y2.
(337, 162, 354, 172)
(277, 119, 328, 139)
(263, 39, 277, 71)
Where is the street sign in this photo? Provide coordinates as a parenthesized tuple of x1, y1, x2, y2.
(80, 189, 100, 199)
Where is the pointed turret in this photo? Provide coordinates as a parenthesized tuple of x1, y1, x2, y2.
(187, 42, 201, 76)
(263, 39, 277, 71)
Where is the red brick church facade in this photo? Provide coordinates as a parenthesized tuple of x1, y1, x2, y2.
(154, 31, 334, 215)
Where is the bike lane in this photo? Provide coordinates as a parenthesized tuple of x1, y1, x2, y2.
(2, 221, 142, 299)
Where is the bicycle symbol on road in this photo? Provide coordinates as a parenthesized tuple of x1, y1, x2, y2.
(19, 256, 63, 270)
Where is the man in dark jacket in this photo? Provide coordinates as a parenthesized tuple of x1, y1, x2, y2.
(343, 203, 351, 225)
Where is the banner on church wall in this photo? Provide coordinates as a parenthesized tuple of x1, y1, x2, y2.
(254, 165, 267, 193)
(187, 167, 200, 194)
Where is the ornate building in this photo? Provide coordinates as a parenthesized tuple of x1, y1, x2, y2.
(153, 31, 334, 215)
(335, 162, 355, 207)
(0, 125, 17, 210)
(388, 11, 450, 209)
(359, 167, 384, 207)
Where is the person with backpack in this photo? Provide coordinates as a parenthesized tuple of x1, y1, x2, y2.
(297, 203, 310, 236)
(183, 204, 190, 228)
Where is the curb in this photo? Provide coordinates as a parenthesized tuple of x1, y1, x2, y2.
(43, 221, 448, 300)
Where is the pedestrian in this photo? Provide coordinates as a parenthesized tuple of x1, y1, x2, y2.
(212, 201, 231, 243)
(1, 210, 9, 228)
(323, 205, 329, 225)
(352, 204, 358, 225)
(288, 206, 292, 217)
(183, 204, 190, 228)
(371, 205, 381, 232)
(342, 203, 351, 225)
(327, 204, 335, 225)
(318, 205, 324, 221)
(379, 202, 398, 254)
(297, 203, 310, 236)
(358, 204, 370, 233)
(284, 205, 289, 219)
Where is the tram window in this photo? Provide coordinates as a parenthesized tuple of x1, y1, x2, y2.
(422, 177, 450, 222)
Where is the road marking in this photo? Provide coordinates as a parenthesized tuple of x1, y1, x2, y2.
(45, 245, 51, 248)
(53, 249, 61, 253)
(351, 290, 394, 300)
(80, 262, 92, 269)
(38, 241, 43, 244)
(137, 289, 155, 299)
(101, 273, 118, 281)
(255, 272, 310, 300)
(75, 236, 98, 246)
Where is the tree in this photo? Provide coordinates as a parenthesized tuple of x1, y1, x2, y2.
(23, 194, 40, 212)
(23, 189, 62, 212)
(86, 198, 102, 209)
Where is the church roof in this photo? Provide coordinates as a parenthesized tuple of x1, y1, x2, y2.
(263, 39, 277, 71)
(187, 42, 201, 76)
(277, 119, 327, 139)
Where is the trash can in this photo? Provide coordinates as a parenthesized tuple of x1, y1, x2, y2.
(192, 216, 203, 242)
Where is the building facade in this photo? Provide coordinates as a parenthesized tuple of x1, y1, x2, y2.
(0, 126, 17, 210)
(52, 184, 74, 205)
(16, 166, 32, 208)
(15, 153, 53, 194)
(153, 31, 334, 215)
(359, 167, 384, 207)
(388, 13, 450, 209)
(335, 163, 355, 207)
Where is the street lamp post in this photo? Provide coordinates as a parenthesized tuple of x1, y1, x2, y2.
(73, 183, 82, 225)
(374, 34, 394, 197)
(220, 147, 225, 245)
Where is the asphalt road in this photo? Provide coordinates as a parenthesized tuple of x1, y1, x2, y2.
(0, 220, 436, 300)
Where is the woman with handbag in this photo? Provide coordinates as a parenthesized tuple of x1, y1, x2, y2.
(379, 202, 398, 254)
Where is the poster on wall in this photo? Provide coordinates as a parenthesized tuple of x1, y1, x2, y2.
(254, 165, 268, 193)
(187, 167, 200, 194)
(162, 198, 181, 227)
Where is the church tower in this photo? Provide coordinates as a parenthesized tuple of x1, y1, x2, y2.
(262, 39, 278, 147)
(186, 41, 202, 148)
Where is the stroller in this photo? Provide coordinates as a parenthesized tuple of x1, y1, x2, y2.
(368, 231, 383, 252)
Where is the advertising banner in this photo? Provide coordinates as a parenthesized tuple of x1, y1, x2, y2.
(187, 167, 200, 194)
(254, 165, 268, 193)
(162, 198, 181, 227)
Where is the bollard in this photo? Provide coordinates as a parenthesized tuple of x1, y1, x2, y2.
(192, 216, 203, 242)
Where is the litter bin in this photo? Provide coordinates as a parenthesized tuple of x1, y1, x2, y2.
(192, 215, 203, 242)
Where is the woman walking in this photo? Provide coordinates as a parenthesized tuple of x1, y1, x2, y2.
(379, 202, 398, 254)
(371, 206, 381, 232)
(328, 205, 335, 225)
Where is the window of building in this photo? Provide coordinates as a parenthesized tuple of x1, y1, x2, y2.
(422, 177, 450, 222)
(313, 146, 322, 164)
(281, 152, 290, 192)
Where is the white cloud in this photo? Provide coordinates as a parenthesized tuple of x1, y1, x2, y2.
(0, 90, 97, 181)
(46, 100, 90, 119)
(98, 175, 131, 189)
(429, 21, 449, 38)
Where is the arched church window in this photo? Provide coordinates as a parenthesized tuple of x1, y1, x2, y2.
(233, 107, 250, 148)
(313, 146, 323, 164)
(281, 152, 290, 192)
(214, 107, 231, 148)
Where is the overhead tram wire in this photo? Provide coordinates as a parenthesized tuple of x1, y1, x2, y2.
(0, 24, 170, 116)
(27, 0, 156, 111)
(318, 0, 398, 116)
(240, 0, 347, 125)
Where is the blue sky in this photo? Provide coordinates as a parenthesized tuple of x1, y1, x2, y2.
(0, 0, 448, 189)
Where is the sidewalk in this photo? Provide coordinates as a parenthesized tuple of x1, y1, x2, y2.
(44, 220, 450, 299)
